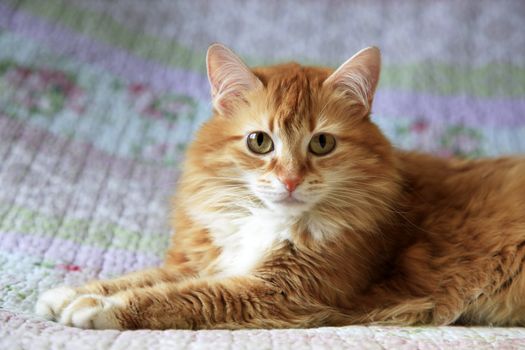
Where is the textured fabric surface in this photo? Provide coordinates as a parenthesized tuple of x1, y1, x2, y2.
(0, 0, 524, 348)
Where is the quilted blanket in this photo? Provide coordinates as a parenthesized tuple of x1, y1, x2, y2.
(1, 0, 525, 348)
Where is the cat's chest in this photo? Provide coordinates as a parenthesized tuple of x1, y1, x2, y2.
(210, 212, 292, 277)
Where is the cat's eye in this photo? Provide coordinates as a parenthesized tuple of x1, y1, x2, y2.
(247, 132, 274, 154)
(309, 133, 336, 156)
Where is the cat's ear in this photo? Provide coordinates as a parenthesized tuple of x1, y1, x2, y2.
(206, 43, 263, 115)
(323, 46, 381, 113)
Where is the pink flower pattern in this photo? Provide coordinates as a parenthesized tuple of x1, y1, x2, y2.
(2, 64, 86, 115)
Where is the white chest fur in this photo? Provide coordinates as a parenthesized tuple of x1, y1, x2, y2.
(210, 211, 292, 277)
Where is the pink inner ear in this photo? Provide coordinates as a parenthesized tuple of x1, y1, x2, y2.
(206, 44, 262, 114)
(324, 47, 381, 107)
(216, 91, 245, 114)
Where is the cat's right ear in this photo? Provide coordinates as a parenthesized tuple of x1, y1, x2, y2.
(206, 43, 263, 115)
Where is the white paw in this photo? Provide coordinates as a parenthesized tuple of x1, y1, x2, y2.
(59, 294, 124, 329)
(35, 286, 78, 320)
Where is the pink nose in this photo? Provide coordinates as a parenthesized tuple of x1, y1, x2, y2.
(279, 176, 302, 192)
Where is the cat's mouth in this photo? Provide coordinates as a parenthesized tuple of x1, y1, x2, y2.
(274, 196, 305, 205)
(254, 188, 310, 210)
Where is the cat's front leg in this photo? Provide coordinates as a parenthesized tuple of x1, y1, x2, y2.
(35, 266, 192, 322)
(56, 276, 335, 330)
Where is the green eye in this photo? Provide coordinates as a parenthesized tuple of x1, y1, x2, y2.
(247, 132, 274, 154)
(309, 133, 336, 156)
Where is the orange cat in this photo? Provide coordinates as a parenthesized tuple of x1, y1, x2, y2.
(36, 44, 525, 329)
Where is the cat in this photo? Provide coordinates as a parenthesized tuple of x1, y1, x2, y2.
(35, 43, 525, 330)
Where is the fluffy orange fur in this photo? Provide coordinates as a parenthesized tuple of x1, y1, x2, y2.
(36, 44, 525, 330)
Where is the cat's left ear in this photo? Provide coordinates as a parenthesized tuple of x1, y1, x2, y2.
(206, 43, 263, 115)
(323, 46, 381, 114)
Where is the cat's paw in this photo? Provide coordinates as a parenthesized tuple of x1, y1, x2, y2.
(59, 294, 124, 329)
(35, 286, 78, 320)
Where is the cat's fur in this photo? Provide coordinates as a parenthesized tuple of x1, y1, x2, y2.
(36, 44, 525, 330)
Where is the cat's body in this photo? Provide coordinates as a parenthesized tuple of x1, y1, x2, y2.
(35, 45, 525, 330)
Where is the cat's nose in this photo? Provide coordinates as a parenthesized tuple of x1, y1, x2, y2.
(279, 176, 303, 192)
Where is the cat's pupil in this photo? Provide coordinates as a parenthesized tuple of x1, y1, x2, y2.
(257, 132, 264, 146)
(319, 134, 326, 148)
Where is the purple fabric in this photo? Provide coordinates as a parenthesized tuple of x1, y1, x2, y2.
(1, 4, 524, 128)
(0, 231, 162, 274)
(0, 3, 210, 100)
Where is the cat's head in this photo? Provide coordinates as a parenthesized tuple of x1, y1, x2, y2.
(184, 44, 399, 234)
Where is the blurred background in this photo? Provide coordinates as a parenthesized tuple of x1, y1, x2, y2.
(0, 0, 524, 314)
(2, 0, 525, 165)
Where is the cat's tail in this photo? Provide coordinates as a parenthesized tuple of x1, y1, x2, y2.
(344, 297, 451, 326)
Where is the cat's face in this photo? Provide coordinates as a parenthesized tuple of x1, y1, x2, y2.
(243, 127, 337, 216)
(189, 44, 398, 229)
(225, 75, 375, 217)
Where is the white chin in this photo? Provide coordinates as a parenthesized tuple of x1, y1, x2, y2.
(265, 198, 310, 215)
(275, 197, 305, 205)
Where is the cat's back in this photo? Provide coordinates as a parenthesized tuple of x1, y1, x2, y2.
(398, 151, 525, 244)
(398, 151, 525, 201)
